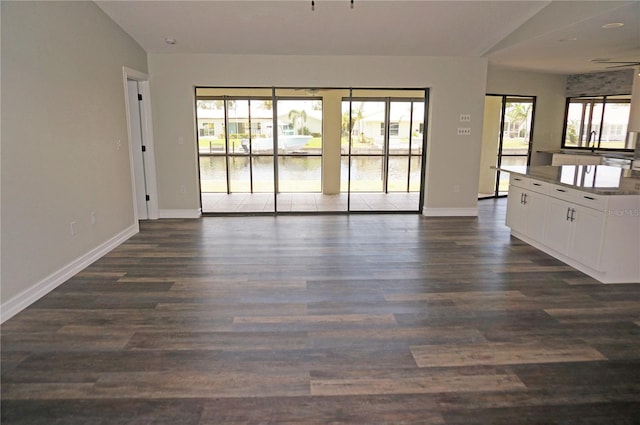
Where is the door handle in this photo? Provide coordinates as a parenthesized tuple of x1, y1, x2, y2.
(566, 207, 571, 221)
(570, 208, 576, 222)
(522, 193, 527, 205)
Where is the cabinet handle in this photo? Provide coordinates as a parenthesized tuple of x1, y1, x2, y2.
(566, 207, 571, 221)
(570, 208, 576, 222)
(584, 196, 595, 201)
(556, 188, 567, 193)
(532, 182, 541, 186)
(522, 193, 527, 205)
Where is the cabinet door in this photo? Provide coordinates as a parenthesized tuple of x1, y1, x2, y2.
(545, 197, 573, 255)
(571, 206, 605, 270)
(506, 186, 526, 232)
(523, 191, 547, 239)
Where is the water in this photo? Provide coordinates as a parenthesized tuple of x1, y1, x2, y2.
(199, 155, 422, 192)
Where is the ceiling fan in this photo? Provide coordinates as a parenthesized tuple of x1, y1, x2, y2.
(293, 88, 333, 95)
(591, 59, 640, 69)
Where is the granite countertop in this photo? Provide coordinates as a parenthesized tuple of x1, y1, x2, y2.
(498, 165, 640, 196)
(537, 149, 635, 160)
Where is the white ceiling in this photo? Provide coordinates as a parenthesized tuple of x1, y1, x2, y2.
(96, 0, 640, 74)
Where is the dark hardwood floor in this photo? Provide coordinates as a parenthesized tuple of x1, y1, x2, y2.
(2, 200, 639, 424)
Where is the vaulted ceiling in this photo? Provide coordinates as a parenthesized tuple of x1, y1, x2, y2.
(96, 0, 640, 74)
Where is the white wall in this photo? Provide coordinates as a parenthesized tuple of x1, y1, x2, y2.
(486, 67, 567, 165)
(1, 1, 148, 319)
(148, 54, 488, 215)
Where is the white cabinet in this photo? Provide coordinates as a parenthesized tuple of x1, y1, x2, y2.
(544, 197, 574, 255)
(506, 176, 548, 240)
(571, 206, 605, 268)
(544, 197, 605, 270)
(505, 174, 640, 283)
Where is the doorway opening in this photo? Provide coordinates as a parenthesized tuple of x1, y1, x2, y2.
(123, 67, 158, 221)
(478, 94, 535, 199)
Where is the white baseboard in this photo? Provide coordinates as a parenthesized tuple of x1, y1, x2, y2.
(159, 209, 202, 219)
(422, 207, 478, 217)
(0, 224, 139, 324)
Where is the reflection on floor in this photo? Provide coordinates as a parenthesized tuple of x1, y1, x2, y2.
(202, 192, 421, 213)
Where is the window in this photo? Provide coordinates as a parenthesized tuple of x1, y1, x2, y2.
(562, 95, 631, 150)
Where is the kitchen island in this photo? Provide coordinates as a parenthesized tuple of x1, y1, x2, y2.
(500, 165, 640, 284)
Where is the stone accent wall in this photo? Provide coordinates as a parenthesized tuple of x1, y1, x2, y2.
(566, 69, 634, 97)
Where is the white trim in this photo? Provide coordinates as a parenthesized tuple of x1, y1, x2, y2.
(0, 224, 138, 323)
(159, 209, 202, 219)
(422, 207, 478, 217)
(122, 67, 159, 220)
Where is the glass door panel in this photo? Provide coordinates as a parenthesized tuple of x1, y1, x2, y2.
(199, 156, 227, 193)
(274, 97, 323, 210)
(410, 102, 425, 155)
(387, 156, 410, 191)
(277, 156, 321, 192)
(389, 102, 411, 155)
(348, 156, 384, 192)
(349, 101, 386, 155)
(479, 95, 535, 199)
(227, 100, 250, 156)
(246, 99, 274, 155)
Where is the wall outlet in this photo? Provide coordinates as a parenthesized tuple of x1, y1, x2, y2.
(457, 127, 471, 136)
(178, 136, 184, 145)
(180, 184, 186, 194)
(116, 139, 122, 150)
(453, 184, 460, 193)
(90, 211, 97, 225)
(70, 221, 78, 236)
(459, 114, 471, 122)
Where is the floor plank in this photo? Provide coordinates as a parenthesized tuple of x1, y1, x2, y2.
(2, 199, 639, 424)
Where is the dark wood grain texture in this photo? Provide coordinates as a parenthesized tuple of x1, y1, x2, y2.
(2, 200, 639, 424)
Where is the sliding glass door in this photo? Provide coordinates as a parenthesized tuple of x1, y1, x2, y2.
(479, 95, 535, 199)
(196, 87, 428, 214)
(342, 94, 425, 211)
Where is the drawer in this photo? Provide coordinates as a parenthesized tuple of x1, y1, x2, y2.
(528, 179, 550, 194)
(509, 174, 529, 189)
(548, 184, 577, 200)
(572, 192, 609, 211)
(548, 184, 609, 211)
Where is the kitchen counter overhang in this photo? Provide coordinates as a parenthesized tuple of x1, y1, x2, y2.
(497, 165, 640, 196)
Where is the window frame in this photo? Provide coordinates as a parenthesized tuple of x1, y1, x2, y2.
(561, 94, 632, 151)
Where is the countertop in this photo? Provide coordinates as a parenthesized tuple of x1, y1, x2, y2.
(498, 165, 640, 196)
(537, 149, 635, 160)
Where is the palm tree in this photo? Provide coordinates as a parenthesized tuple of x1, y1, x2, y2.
(288, 109, 307, 135)
(505, 103, 531, 138)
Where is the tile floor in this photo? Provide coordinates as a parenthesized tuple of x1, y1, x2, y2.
(201, 192, 421, 213)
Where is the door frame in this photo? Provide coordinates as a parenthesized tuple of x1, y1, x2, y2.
(122, 67, 159, 220)
(480, 94, 536, 199)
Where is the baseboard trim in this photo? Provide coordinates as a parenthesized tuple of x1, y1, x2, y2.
(159, 209, 202, 219)
(0, 224, 139, 323)
(422, 207, 478, 217)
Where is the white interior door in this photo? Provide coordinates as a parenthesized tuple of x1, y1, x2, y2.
(127, 79, 148, 220)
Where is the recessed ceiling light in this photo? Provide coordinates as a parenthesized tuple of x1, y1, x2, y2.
(164, 37, 176, 45)
(601, 22, 624, 29)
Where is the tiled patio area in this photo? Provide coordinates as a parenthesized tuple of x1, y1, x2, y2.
(201, 192, 421, 213)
